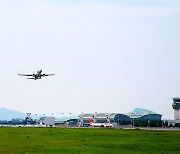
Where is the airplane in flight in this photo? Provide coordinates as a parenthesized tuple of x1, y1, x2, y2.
(88, 119, 113, 128)
(18, 69, 55, 80)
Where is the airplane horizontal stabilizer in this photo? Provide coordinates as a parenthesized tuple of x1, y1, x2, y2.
(27, 78, 35, 80)
(43, 74, 55, 76)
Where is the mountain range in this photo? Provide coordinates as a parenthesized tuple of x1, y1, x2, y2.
(0, 108, 26, 121)
(0, 108, 44, 121)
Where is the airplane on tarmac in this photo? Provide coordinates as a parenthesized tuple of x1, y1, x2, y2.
(18, 69, 55, 80)
(88, 119, 113, 128)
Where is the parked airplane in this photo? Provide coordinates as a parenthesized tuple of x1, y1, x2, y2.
(88, 119, 113, 128)
(18, 69, 55, 80)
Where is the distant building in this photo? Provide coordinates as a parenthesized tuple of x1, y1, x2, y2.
(79, 112, 131, 126)
(127, 108, 162, 121)
(95, 113, 131, 125)
(39, 116, 55, 126)
(55, 115, 78, 127)
(167, 119, 180, 127)
(79, 108, 162, 127)
(80, 113, 96, 126)
(109, 113, 131, 125)
(11, 118, 24, 124)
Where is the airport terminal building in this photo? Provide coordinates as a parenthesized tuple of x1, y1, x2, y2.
(127, 108, 162, 121)
(79, 108, 162, 126)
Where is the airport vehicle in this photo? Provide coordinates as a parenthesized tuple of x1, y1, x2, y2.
(18, 69, 55, 80)
(88, 119, 113, 127)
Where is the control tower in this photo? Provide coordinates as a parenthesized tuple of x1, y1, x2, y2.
(172, 97, 180, 120)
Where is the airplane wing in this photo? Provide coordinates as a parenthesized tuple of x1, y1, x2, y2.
(42, 74, 55, 76)
(18, 74, 33, 76)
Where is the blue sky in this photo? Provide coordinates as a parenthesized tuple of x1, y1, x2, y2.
(0, 0, 179, 119)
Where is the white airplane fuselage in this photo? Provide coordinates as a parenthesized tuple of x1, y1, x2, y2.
(34, 69, 43, 79)
(90, 123, 104, 127)
(88, 119, 113, 128)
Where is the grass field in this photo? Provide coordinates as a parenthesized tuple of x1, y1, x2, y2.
(0, 127, 180, 153)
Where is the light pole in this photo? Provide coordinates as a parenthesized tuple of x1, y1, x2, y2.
(95, 112, 97, 122)
(61, 113, 64, 127)
(133, 118, 134, 127)
(105, 114, 108, 123)
(35, 114, 37, 124)
(69, 113, 71, 127)
(118, 114, 119, 129)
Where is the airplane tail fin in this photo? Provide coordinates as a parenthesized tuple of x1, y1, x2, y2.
(88, 119, 94, 124)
